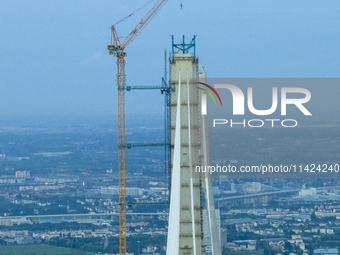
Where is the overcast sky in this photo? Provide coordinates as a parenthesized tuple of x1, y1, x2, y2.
(0, 0, 339, 118)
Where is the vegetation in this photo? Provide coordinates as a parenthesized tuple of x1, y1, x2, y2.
(223, 250, 264, 255)
(44, 235, 166, 254)
(0, 222, 109, 232)
(0, 244, 95, 255)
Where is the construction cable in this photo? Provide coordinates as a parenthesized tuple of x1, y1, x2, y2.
(113, 0, 154, 26)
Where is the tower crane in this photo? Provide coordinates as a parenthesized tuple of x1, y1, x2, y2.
(107, 1, 168, 254)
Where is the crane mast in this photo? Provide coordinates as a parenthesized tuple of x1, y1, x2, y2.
(117, 51, 126, 255)
(107, 1, 168, 254)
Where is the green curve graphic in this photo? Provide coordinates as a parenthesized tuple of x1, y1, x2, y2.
(198, 87, 217, 105)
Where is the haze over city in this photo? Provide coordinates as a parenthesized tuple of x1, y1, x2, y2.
(0, 1, 340, 255)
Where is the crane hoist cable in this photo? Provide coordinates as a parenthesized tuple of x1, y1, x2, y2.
(113, 0, 155, 26)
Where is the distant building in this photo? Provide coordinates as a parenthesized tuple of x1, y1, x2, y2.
(313, 248, 338, 255)
(0, 217, 30, 226)
(101, 186, 118, 195)
(15, 170, 30, 178)
(299, 188, 316, 196)
(126, 188, 144, 196)
(35, 175, 78, 183)
(0, 218, 12, 226)
(101, 186, 144, 196)
(245, 182, 261, 193)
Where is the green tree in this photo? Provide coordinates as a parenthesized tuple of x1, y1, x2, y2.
(284, 241, 293, 251)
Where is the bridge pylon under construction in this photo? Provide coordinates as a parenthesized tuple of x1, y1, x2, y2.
(166, 36, 221, 255)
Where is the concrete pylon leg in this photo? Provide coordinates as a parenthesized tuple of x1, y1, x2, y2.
(200, 65, 222, 255)
(167, 54, 220, 255)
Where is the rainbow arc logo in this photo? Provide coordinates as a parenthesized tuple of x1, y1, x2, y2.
(197, 82, 222, 115)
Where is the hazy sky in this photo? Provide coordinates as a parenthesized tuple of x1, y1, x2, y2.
(0, 0, 339, 117)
